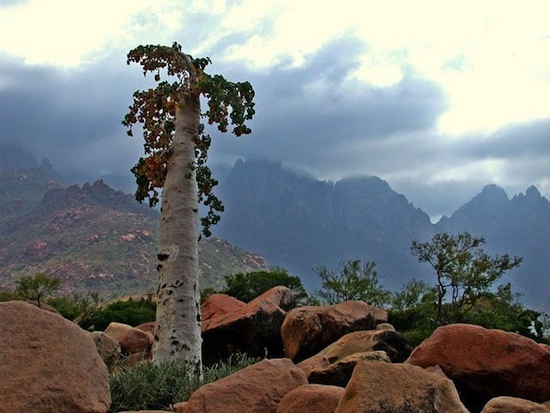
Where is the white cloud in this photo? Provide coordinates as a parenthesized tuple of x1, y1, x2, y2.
(198, 1, 550, 134)
(0, 0, 184, 66)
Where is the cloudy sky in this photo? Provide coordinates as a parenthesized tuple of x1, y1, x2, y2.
(1, 0, 549, 221)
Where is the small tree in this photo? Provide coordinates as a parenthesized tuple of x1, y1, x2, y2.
(314, 259, 391, 306)
(15, 273, 61, 307)
(411, 232, 522, 327)
(223, 267, 309, 304)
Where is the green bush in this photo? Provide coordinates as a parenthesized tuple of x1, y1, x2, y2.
(0, 290, 19, 302)
(81, 297, 156, 331)
(388, 306, 435, 347)
(223, 267, 309, 304)
(109, 353, 259, 412)
(47, 291, 103, 323)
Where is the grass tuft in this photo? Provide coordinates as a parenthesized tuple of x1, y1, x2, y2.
(108, 353, 258, 412)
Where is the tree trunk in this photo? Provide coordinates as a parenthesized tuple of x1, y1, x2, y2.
(152, 95, 202, 376)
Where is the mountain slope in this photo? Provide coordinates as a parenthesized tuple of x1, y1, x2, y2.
(0, 171, 267, 296)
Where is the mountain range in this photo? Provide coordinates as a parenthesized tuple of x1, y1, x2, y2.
(1, 145, 548, 311)
(214, 159, 550, 311)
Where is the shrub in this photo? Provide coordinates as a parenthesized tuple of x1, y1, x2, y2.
(47, 291, 103, 324)
(81, 297, 156, 331)
(0, 290, 19, 302)
(108, 353, 258, 412)
(223, 267, 309, 304)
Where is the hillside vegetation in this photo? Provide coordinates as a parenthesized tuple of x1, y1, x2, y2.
(0, 163, 266, 296)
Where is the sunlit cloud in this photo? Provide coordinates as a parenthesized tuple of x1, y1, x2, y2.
(0, 0, 184, 66)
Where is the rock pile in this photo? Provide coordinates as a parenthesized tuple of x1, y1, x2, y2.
(2, 287, 549, 413)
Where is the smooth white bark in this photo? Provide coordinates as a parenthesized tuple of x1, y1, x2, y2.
(152, 95, 202, 375)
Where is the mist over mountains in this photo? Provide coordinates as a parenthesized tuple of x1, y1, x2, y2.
(1, 145, 548, 311)
(214, 159, 549, 311)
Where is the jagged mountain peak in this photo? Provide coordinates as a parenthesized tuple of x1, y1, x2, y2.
(526, 185, 540, 195)
(510, 185, 547, 207)
(525, 185, 542, 199)
(508, 185, 549, 223)
(480, 183, 509, 199)
(441, 184, 509, 224)
(216, 158, 433, 290)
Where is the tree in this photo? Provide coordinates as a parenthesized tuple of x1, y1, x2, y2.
(391, 279, 435, 312)
(411, 232, 522, 327)
(15, 273, 61, 307)
(123, 43, 255, 373)
(314, 259, 391, 306)
(223, 267, 309, 304)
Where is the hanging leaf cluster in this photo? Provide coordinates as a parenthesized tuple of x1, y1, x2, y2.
(122, 42, 255, 236)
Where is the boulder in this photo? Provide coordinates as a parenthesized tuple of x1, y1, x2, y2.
(304, 351, 390, 387)
(104, 321, 133, 341)
(119, 327, 152, 355)
(90, 331, 121, 371)
(375, 322, 396, 331)
(175, 358, 307, 413)
(202, 286, 294, 364)
(297, 329, 411, 386)
(201, 293, 246, 322)
(0, 301, 110, 412)
(281, 301, 387, 362)
(406, 324, 550, 411)
(481, 396, 550, 412)
(135, 321, 156, 335)
(334, 361, 469, 413)
(277, 384, 344, 413)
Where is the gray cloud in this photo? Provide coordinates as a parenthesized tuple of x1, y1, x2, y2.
(209, 38, 448, 169)
(0, 35, 548, 220)
(0, 57, 145, 185)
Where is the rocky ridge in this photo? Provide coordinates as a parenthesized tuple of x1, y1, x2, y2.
(0, 169, 266, 296)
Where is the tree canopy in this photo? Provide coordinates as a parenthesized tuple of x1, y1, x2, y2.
(123, 42, 255, 236)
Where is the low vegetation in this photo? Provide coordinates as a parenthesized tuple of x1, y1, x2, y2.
(15, 272, 61, 307)
(79, 296, 156, 331)
(108, 353, 259, 412)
